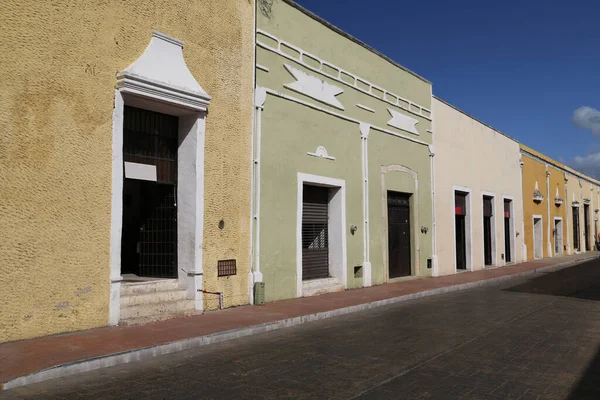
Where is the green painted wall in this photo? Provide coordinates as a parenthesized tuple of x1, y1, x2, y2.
(257, 0, 433, 302)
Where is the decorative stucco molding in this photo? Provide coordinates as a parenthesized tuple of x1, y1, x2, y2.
(256, 64, 270, 73)
(284, 64, 345, 110)
(255, 86, 267, 108)
(584, 198, 591, 204)
(533, 181, 544, 202)
(257, 29, 432, 121)
(555, 188, 564, 205)
(307, 146, 336, 160)
(116, 31, 211, 112)
(356, 104, 375, 113)
(387, 109, 419, 135)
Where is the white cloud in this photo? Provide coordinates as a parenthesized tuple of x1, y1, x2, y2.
(570, 152, 600, 179)
(573, 106, 600, 136)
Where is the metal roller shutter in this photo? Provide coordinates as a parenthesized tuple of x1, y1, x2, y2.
(302, 185, 330, 281)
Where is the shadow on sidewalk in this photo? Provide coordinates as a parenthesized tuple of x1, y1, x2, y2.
(502, 258, 600, 301)
(568, 345, 600, 399)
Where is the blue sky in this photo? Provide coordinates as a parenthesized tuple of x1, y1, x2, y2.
(295, 0, 600, 177)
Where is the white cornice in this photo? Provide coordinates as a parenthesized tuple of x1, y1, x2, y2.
(117, 31, 211, 112)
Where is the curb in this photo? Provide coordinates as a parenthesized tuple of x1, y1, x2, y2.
(3, 254, 599, 390)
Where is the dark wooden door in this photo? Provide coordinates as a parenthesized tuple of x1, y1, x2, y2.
(504, 200, 512, 263)
(455, 192, 468, 270)
(573, 206, 580, 251)
(483, 197, 493, 266)
(456, 215, 467, 269)
(302, 185, 330, 281)
(388, 192, 411, 279)
(584, 205, 590, 251)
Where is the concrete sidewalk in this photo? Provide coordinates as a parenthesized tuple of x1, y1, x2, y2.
(1, 253, 598, 390)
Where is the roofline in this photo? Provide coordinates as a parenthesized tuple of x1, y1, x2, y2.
(520, 147, 600, 186)
(282, 0, 431, 85)
(432, 95, 519, 144)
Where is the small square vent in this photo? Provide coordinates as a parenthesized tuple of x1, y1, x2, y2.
(217, 259, 237, 277)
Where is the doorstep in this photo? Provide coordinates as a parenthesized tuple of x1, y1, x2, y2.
(1, 252, 599, 390)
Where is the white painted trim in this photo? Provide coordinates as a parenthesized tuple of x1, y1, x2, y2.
(307, 146, 336, 160)
(387, 108, 420, 135)
(532, 214, 544, 260)
(109, 90, 125, 325)
(263, 88, 430, 148)
(250, 88, 267, 304)
(381, 165, 420, 281)
(360, 123, 371, 286)
(453, 185, 473, 272)
(430, 90, 437, 276)
(256, 64, 270, 73)
(546, 166, 552, 257)
(481, 191, 496, 268)
(356, 104, 375, 113)
(296, 173, 347, 298)
(283, 64, 345, 110)
(256, 29, 432, 122)
(123, 162, 157, 181)
(553, 217, 564, 255)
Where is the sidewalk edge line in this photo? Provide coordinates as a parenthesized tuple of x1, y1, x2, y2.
(3, 254, 598, 390)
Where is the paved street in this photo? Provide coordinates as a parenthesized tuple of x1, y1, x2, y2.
(5, 259, 600, 400)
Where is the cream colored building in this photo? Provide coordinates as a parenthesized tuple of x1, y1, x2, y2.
(0, 0, 254, 343)
(433, 97, 524, 276)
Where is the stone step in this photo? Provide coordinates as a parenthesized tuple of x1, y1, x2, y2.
(120, 289, 189, 307)
(302, 277, 344, 297)
(120, 279, 180, 296)
(120, 299, 196, 320)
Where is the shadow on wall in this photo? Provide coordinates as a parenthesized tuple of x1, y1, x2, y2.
(503, 259, 600, 301)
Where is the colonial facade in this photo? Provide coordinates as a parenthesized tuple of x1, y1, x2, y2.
(433, 98, 524, 275)
(251, 0, 434, 302)
(0, 0, 254, 343)
(520, 145, 600, 260)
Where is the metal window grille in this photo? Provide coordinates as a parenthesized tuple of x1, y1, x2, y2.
(123, 106, 178, 184)
(218, 259, 237, 277)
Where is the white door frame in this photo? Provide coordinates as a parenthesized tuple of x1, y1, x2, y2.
(109, 31, 211, 325)
(296, 173, 347, 298)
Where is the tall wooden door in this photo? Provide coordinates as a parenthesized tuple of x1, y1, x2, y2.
(483, 197, 493, 266)
(388, 192, 411, 279)
(455, 192, 468, 270)
(504, 200, 512, 262)
(121, 106, 178, 279)
(533, 217, 543, 259)
(584, 205, 590, 251)
(573, 206, 580, 251)
(302, 185, 330, 281)
(554, 219, 562, 254)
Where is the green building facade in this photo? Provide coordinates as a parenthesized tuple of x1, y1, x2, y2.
(251, 0, 435, 302)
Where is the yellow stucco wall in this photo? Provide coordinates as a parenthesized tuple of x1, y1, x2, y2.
(548, 166, 567, 255)
(0, 0, 254, 342)
(521, 154, 549, 260)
